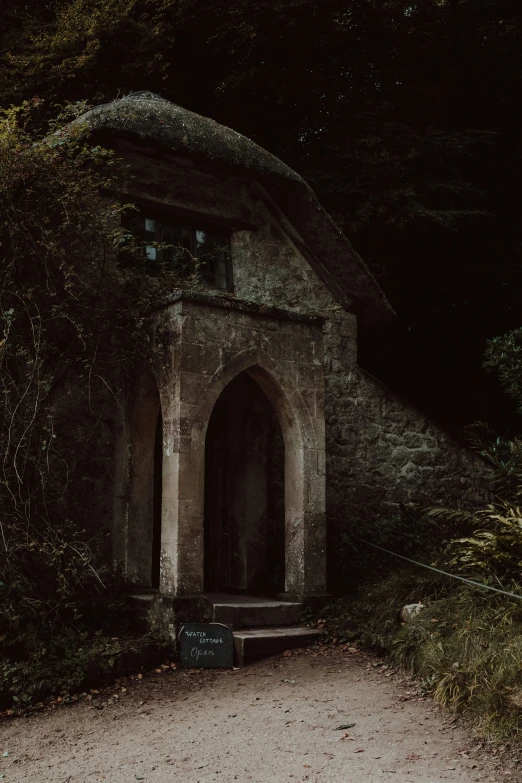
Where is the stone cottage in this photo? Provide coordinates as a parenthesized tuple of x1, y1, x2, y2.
(76, 92, 488, 651)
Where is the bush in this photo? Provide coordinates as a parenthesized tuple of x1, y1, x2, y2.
(0, 100, 186, 682)
(322, 570, 522, 741)
(0, 629, 174, 711)
(0, 631, 121, 709)
(329, 501, 476, 596)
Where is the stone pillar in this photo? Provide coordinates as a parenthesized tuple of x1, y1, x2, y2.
(280, 446, 327, 603)
(159, 404, 206, 596)
(251, 357, 328, 604)
(157, 309, 220, 596)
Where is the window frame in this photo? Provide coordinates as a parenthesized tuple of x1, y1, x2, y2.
(121, 201, 235, 293)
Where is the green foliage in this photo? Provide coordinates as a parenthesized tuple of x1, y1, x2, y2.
(325, 329, 522, 742)
(424, 502, 522, 586)
(482, 437, 522, 502)
(414, 331, 522, 586)
(330, 504, 464, 595)
(1, 0, 521, 430)
(0, 629, 173, 710)
(1, 100, 120, 655)
(0, 100, 185, 671)
(322, 570, 450, 650)
(323, 571, 522, 741)
(0, 631, 121, 708)
(484, 328, 522, 417)
(421, 343, 522, 585)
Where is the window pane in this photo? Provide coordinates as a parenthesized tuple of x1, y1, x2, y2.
(160, 223, 193, 275)
(196, 229, 230, 290)
(121, 210, 232, 289)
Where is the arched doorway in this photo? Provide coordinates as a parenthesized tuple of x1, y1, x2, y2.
(152, 341, 327, 601)
(204, 372, 285, 595)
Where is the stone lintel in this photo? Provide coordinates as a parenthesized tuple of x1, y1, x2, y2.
(150, 289, 326, 326)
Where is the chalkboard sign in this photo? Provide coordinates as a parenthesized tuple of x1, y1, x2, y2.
(179, 623, 234, 668)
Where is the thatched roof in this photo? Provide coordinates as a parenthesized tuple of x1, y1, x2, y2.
(76, 91, 394, 325)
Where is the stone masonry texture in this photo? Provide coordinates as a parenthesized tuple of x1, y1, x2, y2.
(109, 133, 491, 597)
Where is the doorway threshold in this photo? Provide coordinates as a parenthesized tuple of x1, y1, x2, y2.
(204, 592, 302, 627)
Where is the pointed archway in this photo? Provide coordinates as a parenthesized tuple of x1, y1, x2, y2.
(115, 296, 328, 605)
(204, 371, 285, 595)
(158, 344, 327, 603)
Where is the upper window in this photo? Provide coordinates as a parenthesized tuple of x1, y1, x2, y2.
(123, 210, 233, 292)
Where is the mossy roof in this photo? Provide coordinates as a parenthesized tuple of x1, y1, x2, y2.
(76, 91, 394, 325)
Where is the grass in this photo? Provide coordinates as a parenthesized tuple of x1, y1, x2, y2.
(322, 568, 522, 743)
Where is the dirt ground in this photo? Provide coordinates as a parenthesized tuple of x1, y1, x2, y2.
(0, 646, 520, 783)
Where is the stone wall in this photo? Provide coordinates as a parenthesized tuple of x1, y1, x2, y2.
(327, 368, 490, 516)
(323, 312, 492, 587)
(112, 138, 492, 595)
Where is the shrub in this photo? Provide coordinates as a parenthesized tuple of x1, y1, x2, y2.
(0, 100, 185, 675)
(322, 570, 522, 741)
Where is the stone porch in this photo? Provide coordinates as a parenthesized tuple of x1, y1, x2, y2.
(114, 292, 329, 639)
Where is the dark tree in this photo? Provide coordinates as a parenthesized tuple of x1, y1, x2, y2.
(1, 0, 520, 431)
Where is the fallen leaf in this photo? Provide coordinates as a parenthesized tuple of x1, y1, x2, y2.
(336, 723, 356, 730)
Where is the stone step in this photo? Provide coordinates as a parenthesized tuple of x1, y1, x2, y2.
(233, 626, 323, 666)
(205, 593, 302, 628)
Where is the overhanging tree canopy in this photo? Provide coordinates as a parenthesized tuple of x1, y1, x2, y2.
(1, 0, 520, 430)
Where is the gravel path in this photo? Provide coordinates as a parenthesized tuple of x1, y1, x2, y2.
(0, 646, 519, 782)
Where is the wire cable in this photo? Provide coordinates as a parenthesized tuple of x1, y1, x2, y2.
(348, 532, 522, 601)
